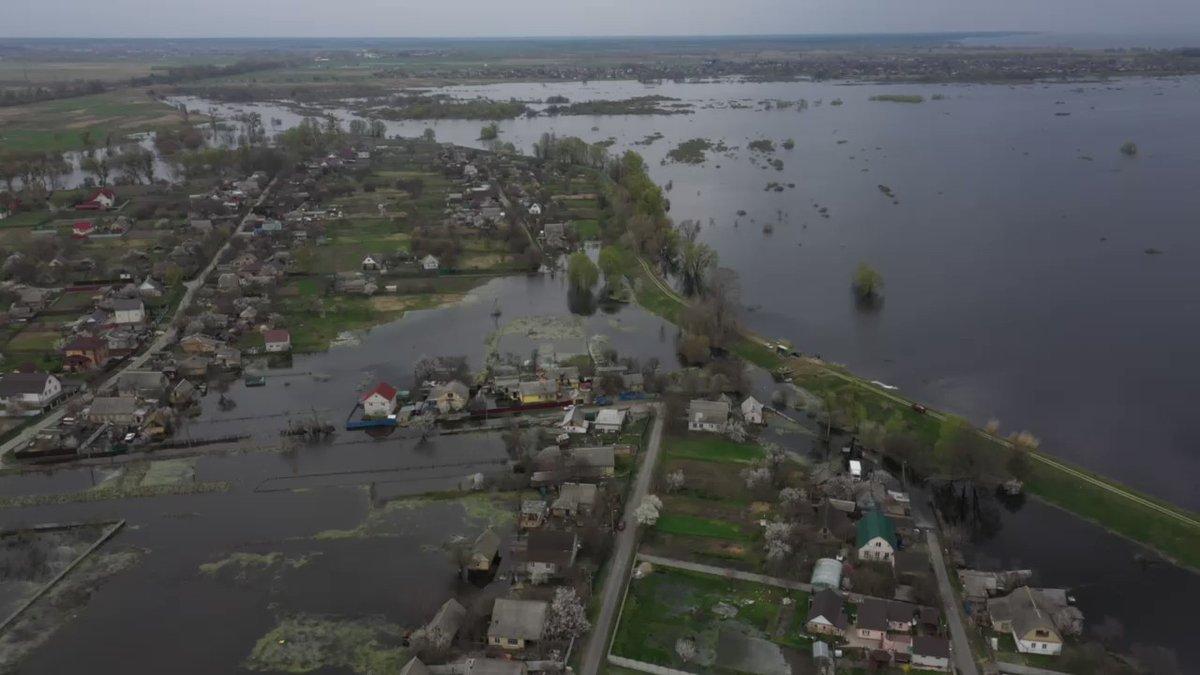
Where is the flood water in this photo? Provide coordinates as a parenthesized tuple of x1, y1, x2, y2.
(180, 76, 1200, 509)
(7, 77, 1200, 670)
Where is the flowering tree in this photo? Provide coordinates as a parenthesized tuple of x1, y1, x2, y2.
(545, 587, 591, 640)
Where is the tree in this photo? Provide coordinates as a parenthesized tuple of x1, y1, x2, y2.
(422, 127, 437, 143)
(567, 251, 599, 291)
(679, 239, 717, 296)
(634, 495, 662, 526)
(545, 587, 590, 640)
(852, 262, 883, 300)
(479, 123, 500, 141)
(763, 521, 794, 562)
(348, 119, 368, 136)
(597, 246, 627, 288)
(1119, 140, 1138, 156)
(678, 333, 711, 365)
(665, 469, 685, 492)
(81, 155, 111, 185)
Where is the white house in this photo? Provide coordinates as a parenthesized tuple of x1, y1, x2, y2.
(559, 406, 589, 434)
(593, 408, 626, 433)
(263, 329, 291, 353)
(421, 254, 440, 271)
(856, 510, 897, 565)
(687, 399, 730, 433)
(741, 395, 764, 425)
(0, 373, 63, 413)
(361, 253, 386, 271)
(988, 587, 1066, 656)
(111, 298, 145, 325)
(528, 203, 542, 216)
(361, 382, 398, 418)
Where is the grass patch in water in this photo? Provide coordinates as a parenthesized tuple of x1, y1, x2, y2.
(243, 614, 408, 674)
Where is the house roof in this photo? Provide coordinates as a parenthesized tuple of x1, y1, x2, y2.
(263, 329, 290, 344)
(112, 298, 143, 311)
(553, 482, 597, 511)
(398, 657, 430, 675)
(89, 396, 141, 416)
(594, 408, 626, 426)
(688, 399, 730, 424)
(463, 658, 527, 675)
(518, 379, 557, 397)
(521, 500, 547, 516)
(988, 586, 1062, 642)
(913, 636, 950, 659)
(361, 381, 397, 402)
(742, 396, 763, 411)
(64, 336, 107, 352)
(856, 509, 897, 548)
(855, 598, 890, 632)
(117, 370, 167, 391)
(807, 589, 848, 630)
(0, 372, 55, 396)
(524, 530, 577, 568)
(488, 598, 548, 641)
(472, 528, 501, 558)
(425, 598, 467, 639)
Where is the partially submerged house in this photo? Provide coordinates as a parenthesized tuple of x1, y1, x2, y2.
(469, 528, 502, 572)
(429, 381, 469, 413)
(361, 382, 398, 418)
(987, 587, 1072, 656)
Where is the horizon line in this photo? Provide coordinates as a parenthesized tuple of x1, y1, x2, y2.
(0, 30, 1037, 41)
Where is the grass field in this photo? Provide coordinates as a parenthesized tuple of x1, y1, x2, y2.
(611, 566, 807, 667)
(0, 88, 184, 152)
(665, 435, 765, 464)
(656, 513, 750, 541)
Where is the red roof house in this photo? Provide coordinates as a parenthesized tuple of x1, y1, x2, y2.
(76, 188, 117, 211)
(360, 382, 398, 418)
(263, 329, 291, 353)
(72, 221, 95, 238)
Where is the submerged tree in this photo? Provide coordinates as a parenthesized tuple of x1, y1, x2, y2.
(852, 262, 884, 301)
(1119, 140, 1138, 156)
(567, 251, 599, 292)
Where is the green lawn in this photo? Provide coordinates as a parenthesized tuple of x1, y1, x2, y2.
(611, 567, 798, 667)
(665, 435, 765, 464)
(656, 513, 749, 540)
(0, 88, 184, 152)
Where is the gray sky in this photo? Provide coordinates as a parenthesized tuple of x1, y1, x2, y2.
(6, 0, 1200, 38)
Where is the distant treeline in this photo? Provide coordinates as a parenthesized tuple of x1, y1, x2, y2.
(0, 59, 290, 108)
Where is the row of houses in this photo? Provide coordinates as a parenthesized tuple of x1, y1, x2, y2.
(805, 591, 951, 671)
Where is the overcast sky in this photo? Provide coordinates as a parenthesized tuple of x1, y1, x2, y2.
(6, 0, 1200, 39)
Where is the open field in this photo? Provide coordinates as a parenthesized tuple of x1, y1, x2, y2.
(0, 88, 184, 152)
(610, 566, 808, 668)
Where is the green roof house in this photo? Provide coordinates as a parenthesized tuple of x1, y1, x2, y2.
(856, 509, 898, 565)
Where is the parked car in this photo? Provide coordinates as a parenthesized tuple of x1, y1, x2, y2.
(911, 402, 928, 414)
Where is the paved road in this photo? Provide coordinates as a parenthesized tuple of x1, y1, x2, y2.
(579, 405, 665, 675)
(636, 553, 812, 592)
(0, 182, 275, 462)
(926, 529, 980, 675)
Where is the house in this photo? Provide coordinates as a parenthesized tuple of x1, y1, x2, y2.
(62, 335, 110, 371)
(138, 277, 165, 300)
(180, 334, 221, 355)
(551, 482, 597, 518)
(421, 254, 440, 271)
(178, 355, 210, 378)
(559, 405, 589, 434)
(72, 220, 95, 238)
(171, 378, 197, 406)
(854, 598, 890, 643)
(361, 253, 386, 271)
(116, 370, 169, 400)
(528, 203, 542, 216)
(111, 298, 145, 325)
(533, 446, 615, 484)
(461, 658, 528, 675)
(487, 598, 548, 650)
(912, 636, 951, 671)
(542, 222, 566, 249)
(810, 558, 843, 592)
(593, 408, 626, 433)
(469, 528, 502, 572)
(399, 658, 430, 675)
(741, 396, 764, 425)
(687, 399, 730, 433)
(361, 382, 398, 418)
(857, 509, 898, 564)
(76, 187, 117, 211)
(428, 381, 469, 413)
(517, 379, 558, 404)
(520, 500, 548, 529)
(806, 589, 849, 637)
(987, 587, 1066, 656)
(519, 530, 578, 579)
(263, 329, 291, 353)
(0, 373, 62, 412)
(86, 396, 145, 426)
(420, 598, 466, 649)
(884, 600, 917, 632)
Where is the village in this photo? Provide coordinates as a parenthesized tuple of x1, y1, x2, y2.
(0, 127, 1124, 675)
